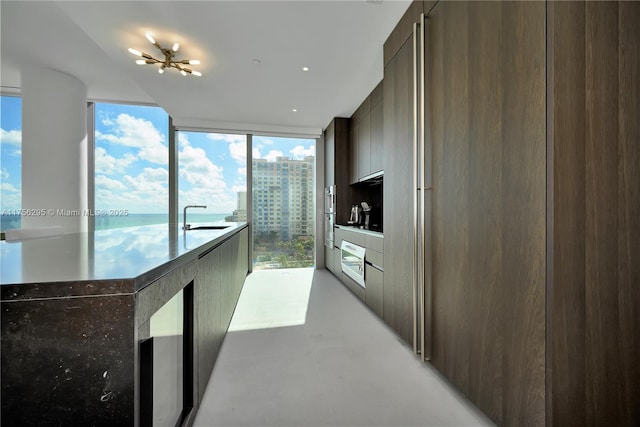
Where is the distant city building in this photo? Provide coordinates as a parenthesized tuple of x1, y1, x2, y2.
(252, 156, 314, 240)
(229, 191, 247, 222)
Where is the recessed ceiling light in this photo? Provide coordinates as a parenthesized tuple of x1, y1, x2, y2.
(302, 66, 310, 72)
(292, 109, 298, 112)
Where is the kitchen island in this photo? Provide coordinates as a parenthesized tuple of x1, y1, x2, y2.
(0, 222, 249, 426)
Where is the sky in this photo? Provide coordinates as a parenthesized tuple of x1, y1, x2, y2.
(0, 96, 315, 215)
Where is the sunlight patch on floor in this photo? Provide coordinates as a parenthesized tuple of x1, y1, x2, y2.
(228, 267, 314, 332)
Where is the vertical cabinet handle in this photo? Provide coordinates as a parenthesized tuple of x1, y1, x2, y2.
(412, 20, 420, 357)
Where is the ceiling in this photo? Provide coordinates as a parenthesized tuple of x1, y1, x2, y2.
(0, 1, 410, 137)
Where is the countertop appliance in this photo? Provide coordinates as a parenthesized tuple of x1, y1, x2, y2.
(340, 240, 365, 288)
(324, 185, 336, 248)
(347, 204, 361, 225)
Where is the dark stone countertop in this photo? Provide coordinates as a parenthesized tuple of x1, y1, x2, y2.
(0, 222, 247, 300)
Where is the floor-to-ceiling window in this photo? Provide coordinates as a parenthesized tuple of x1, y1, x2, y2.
(0, 96, 22, 232)
(177, 131, 246, 226)
(251, 136, 315, 269)
(93, 103, 169, 230)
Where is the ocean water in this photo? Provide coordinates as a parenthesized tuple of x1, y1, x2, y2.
(1, 213, 231, 232)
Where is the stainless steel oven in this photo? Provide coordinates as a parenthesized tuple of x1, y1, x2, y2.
(324, 213, 335, 248)
(324, 185, 335, 214)
(325, 185, 336, 248)
(340, 240, 366, 288)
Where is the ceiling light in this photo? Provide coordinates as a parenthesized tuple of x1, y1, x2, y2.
(128, 34, 202, 77)
(302, 66, 309, 71)
(292, 108, 298, 112)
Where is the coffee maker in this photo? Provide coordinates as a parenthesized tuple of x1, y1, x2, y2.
(360, 202, 372, 229)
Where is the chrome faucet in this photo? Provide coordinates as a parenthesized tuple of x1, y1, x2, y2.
(183, 205, 207, 230)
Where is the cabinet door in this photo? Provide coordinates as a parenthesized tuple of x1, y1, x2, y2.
(349, 113, 359, 184)
(196, 247, 223, 399)
(365, 264, 383, 318)
(325, 246, 335, 272)
(382, 34, 415, 346)
(358, 98, 371, 179)
(370, 95, 384, 173)
(324, 120, 336, 186)
(428, 2, 545, 425)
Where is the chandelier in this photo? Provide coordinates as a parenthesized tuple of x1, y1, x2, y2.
(128, 33, 202, 77)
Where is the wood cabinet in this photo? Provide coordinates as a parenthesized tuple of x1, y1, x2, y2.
(382, 31, 415, 346)
(425, 2, 546, 425)
(331, 227, 384, 313)
(325, 245, 335, 273)
(377, 1, 639, 426)
(349, 81, 383, 184)
(364, 246, 383, 318)
(195, 227, 249, 404)
(324, 118, 352, 225)
(546, 3, 640, 426)
(370, 81, 384, 174)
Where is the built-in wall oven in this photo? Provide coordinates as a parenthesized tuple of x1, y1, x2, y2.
(324, 185, 336, 248)
(341, 240, 366, 288)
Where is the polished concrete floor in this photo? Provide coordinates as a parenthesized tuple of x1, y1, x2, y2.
(194, 268, 494, 427)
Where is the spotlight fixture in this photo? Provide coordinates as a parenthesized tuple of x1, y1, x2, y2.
(128, 33, 202, 77)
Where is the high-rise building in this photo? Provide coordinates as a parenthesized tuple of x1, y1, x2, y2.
(252, 156, 314, 240)
(229, 191, 247, 222)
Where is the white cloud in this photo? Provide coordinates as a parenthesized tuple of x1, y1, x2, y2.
(179, 144, 225, 188)
(237, 167, 247, 177)
(95, 147, 136, 175)
(290, 145, 315, 159)
(139, 167, 168, 182)
(95, 175, 128, 191)
(96, 113, 167, 165)
(178, 133, 190, 148)
(264, 150, 284, 162)
(0, 129, 21, 146)
(95, 167, 169, 213)
(138, 144, 168, 165)
(1, 168, 9, 180)
(231, 185, 247, 193)
(1, 182, 20, 192)
(229, 141, 246, 164)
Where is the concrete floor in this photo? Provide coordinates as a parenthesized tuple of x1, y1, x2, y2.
(194, 268, 494, 427)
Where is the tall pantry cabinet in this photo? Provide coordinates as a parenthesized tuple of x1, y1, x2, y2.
(382, 1, 640, 426)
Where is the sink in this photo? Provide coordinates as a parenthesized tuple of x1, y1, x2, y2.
(188, 225, 230, 230)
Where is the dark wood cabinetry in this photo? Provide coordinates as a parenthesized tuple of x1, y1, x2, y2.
(370, 81, 384, 174)
(324, 118, 352, 225)
(547, 3, 640, 426)
(382, 33, 415, 346)
(426, 2, 546, 425)
(331, 227, 384, 316)
(349, 81, 383, 183)
(329, 1, 639, 425)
